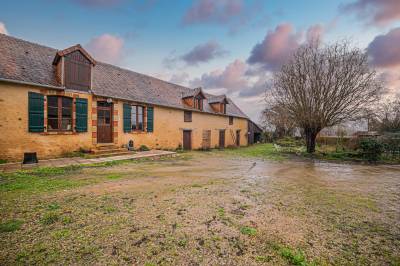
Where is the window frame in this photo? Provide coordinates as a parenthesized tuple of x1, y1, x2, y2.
(47, 96, 73, 132)
(229, 116, 234, 125)
(131, 105, 146, 131)
(184, 111, 192, 122)
(193, 96, 203, 110)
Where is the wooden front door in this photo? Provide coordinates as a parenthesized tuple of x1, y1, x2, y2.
(236, 130, 240, 146)
(219, 130, 225, 149)
(183, 130, 192, 150)
(97, 101, 113, 143)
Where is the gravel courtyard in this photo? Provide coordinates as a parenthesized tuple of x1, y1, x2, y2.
(1, 149, 399, 265)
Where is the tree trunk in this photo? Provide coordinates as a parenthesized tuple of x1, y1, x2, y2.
(304, 128, 319, 153)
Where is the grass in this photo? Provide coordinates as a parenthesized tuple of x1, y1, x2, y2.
(211, 143, 286, 160)
(240, 226, 257, 236)
(0, 219, 23, 233)
(40, 212, 60, 225)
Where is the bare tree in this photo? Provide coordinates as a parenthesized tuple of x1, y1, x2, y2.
(373, 97, 400, 132)
(270, 40, 382, 153)
(261, 103, 297, 138)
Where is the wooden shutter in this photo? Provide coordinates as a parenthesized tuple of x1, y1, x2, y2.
(28, 92, 44, 132)
(147, 106, 154, 132)
(75, 98, 88, 132)
(123, 103, 132, 132)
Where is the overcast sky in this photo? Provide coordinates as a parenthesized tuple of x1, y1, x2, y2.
(1, 0, 400, 122)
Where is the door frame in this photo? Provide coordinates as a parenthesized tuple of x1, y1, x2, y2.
(219, 129, 225, 149)
(236, 130, 241, 146)
(97, 101, 113, 143)
(183, 130, 192, 150)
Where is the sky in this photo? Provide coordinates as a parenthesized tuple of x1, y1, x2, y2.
(1, 0, 400, 122)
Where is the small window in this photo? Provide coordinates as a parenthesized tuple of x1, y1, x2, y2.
(184, 111, 192, 122)
(229, 116, 234, 125)
(131, 105, 145, 131)
(193, 96, 203, 110)
(47, 96, 73, 131)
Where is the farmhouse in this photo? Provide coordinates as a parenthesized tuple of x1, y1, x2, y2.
(0, 34, 249, 161)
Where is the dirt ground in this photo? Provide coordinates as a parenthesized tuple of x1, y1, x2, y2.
(1, 151, 399, 265)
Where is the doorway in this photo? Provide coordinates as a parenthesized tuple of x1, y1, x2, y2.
(219, 130, 225, 149)
(97, 101, 113, 143)
(183, 130, 192, 150)
(236, 130, 241, 146)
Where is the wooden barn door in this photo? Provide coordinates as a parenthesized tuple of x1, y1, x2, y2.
(97, 101, 113, 143)
(202, 130, 211, 150)
(219, 130, 225, 149)
(183, 130, 192, 150)
(236, 130, 240, 146)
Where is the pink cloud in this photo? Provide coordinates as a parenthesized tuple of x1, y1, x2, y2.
(367, 27, 400, 68)
(341, 0, 400, 26)
(0, 22, 8, 35)
(181, 41, 227, 65)
(183, 0, 243, 25)
(247, 23, 302, 71)
(247, 23, 326, 71)
(85, 34, 124, 64)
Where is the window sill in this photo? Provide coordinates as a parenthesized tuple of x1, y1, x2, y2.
(126, 130, 148, 134)
(41, 131, 77, 135)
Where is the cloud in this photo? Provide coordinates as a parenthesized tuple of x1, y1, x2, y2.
(182, 0, 243, 25)
(85, 34, 124, 64)
(72, 0, 122, 7)
(247, 23, 326, 71)
(367, 27, 400, 68)
(169, 72, 190, 85)
(190, 59, 248, 90)
(340, 0, 400, 26)
(0, 22, 8, 35)
(247, 23, 302, 71)
(181, 41, 227, 65)
(163, 41, 227, 68)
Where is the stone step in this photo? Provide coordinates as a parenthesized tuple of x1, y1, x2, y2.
(88, 151, 135, 158)
(91, 148, 128, 155)
(95, 144, 119, 150)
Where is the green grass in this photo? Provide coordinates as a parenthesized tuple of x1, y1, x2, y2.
(277, 246, 315, 266)
(106, 174, 123, 180)
(0, 219, 23, 232)
(40, 212, 60, 225)
(213, 143, 286, 160)
(0, 159, 7, 164)
(240, 226, 257, 236)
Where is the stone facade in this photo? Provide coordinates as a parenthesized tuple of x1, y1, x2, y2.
(0, 82, 248, 161)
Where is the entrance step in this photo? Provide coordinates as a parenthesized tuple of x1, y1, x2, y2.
(92, 148, 129, 155)
(89, 151, 135, 158)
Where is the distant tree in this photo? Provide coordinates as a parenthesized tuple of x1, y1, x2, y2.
(374, 97, 400, 133)
(269, 40, 382, 153)
(261, 103, 297, 138)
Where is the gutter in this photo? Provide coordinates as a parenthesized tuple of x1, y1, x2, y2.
(0, 77, 65, 90)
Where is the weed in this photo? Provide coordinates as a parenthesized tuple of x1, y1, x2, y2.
(0, 219, 23, 232)
(217, 207, 225, 217)
(191, 183, 202, 188)
(177, 238, 187, 247)
(40, 212, 59, 225)
(47, 202, 60, 210)
(51, 229, 71, 239)
(0, 159, 7, 164)
(138, 145, 150, 151)
(240, 226, 257, 236)
(62, 216, 73, 224)
(278, 246, 315, 266)
(106, 174, 123, 180)
(255, 255, 272, 263)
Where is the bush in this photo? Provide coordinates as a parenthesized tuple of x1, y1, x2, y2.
(358, 138, 383, 161)
(275, 137, 304, 147)
(138, 145, 150, 151)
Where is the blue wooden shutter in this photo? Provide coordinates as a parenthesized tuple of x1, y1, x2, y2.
(75, 98, 88, 132)
(147, 106, 154, 132)
(28, 92, 44, 132)
(123, 103, 132, 132)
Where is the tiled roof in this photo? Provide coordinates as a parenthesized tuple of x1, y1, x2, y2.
(0, 34, 248, 118)
(208, 95, 228, 104)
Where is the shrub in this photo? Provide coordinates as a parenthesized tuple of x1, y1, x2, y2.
(138, 145, 150, 151)
(358, 138, 383, 161)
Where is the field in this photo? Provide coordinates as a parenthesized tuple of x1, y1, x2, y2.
(1, 145, 399, 265)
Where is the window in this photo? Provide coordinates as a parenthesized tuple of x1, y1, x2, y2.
(229, 116, 234, 125)
(184, 111, 192, 122)
(131, 105, 145, 130)
(194, 96, 203, 110)
(47, 96, 73, 131)
(64, 51, 91, 91)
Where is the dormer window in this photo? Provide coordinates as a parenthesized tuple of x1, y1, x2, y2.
(208, 95, 229, 114)
(182, 87, 206, 111)
(53, 44, 96, 92)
